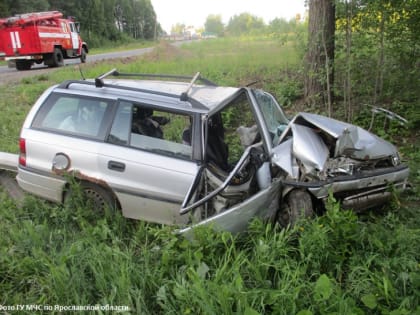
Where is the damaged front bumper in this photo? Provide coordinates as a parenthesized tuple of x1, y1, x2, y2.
(282, 164, 409, 211)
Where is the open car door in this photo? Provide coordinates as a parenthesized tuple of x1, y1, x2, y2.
(178, 144, 280, 235)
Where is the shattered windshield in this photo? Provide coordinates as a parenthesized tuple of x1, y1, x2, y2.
(252, 89, 289, 146)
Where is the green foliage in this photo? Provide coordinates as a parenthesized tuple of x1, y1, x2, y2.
(204, 14, 224, 37)
(226, 13, 265, 36)
(333, 0, 419, 122)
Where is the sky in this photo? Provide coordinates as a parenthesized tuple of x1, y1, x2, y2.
(151, 0, 307, 33)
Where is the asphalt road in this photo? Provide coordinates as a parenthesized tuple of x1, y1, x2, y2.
(0, 46, 155, 84)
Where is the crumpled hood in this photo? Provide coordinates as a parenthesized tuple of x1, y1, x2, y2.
(272, 112, 398, 178)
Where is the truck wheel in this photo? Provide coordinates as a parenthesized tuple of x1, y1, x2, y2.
(52, 48, 64, 67)
(278, 189, 314, 227)
(80, 47, 87, 63)
(15, 60, 32, 71)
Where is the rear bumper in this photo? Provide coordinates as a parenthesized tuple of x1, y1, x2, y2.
(0, 152, 18, 172)
(5, 55, 43, 61)
(16, 167, 66, 202)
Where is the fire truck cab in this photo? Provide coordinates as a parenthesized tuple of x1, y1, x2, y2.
(0, 11, 88, 70)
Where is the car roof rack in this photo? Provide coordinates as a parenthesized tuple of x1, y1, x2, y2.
(89, 68, 217, 103)
(95, 68, 216, 86)
(57, 70, 216, 110)
(105, 69, 217, 86)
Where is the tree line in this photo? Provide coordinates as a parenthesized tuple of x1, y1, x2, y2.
(171, 13, 304, 38)
(0, 0, 159, 47)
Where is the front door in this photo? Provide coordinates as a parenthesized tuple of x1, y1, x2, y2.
(69, 22, 79, 50)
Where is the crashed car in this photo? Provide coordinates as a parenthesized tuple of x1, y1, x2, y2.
(15, 69, 409, 233)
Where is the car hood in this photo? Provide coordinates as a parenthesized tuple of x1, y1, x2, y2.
(272, 112, 398, 178)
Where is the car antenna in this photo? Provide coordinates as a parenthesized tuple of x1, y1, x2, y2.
(180, 72, 200, 101)
(78, 65, 86, 80)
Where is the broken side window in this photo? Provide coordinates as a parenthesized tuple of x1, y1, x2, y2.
(206, 92, 259, 171)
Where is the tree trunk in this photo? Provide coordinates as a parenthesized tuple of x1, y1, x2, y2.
(373, 12, 385, 106)
(305, 0, 335, 113)
(344, 0, 353, 122)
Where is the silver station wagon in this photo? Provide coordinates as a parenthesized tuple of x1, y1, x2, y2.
(16, 69, 409, 233)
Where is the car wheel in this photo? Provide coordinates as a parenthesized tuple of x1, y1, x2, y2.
(278, 189, 314, 227)
(65, 182, 117, 215)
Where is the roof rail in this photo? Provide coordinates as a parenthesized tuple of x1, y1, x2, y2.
(94, 68, 217, 87)
(57, 79, 209, 110)
(111, 70, 217, 87)
(92, 68, 218, 102)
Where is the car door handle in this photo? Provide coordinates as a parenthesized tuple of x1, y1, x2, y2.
(108, 160, 125, 172)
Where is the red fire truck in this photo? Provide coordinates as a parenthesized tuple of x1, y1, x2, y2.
(0, 11, 88, 70)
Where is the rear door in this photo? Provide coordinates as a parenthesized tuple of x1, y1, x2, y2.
(21, 93, 114, 201)
(99, 100, 198, 225)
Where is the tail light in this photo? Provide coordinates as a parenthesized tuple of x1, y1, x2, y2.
(19, 138, 26, 166)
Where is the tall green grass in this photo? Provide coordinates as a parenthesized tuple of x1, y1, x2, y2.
(0, 190, 418, 314)
(0, 38, 418, 314)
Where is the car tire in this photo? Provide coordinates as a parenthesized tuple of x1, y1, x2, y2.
(65, 182, 117, 215)
(278, 189, 314, 227)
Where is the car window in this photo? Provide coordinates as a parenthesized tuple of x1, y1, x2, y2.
(108, 102, 131, 145)
(206, 92, 258, 170)
(108, 101, 193, 160)
(252, 89, 289, 146)
(32, 93, 112, 139)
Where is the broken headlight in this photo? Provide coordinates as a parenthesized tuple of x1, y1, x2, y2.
(391, 153, 401, 166)
(328, 163, 355, 176)
(326, 157, 356, 177)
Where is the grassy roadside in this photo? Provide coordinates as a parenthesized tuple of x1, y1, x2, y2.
(88, 40, 156, 55)
(0, 40, 155, 67)
(0, 38, 419, 314)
